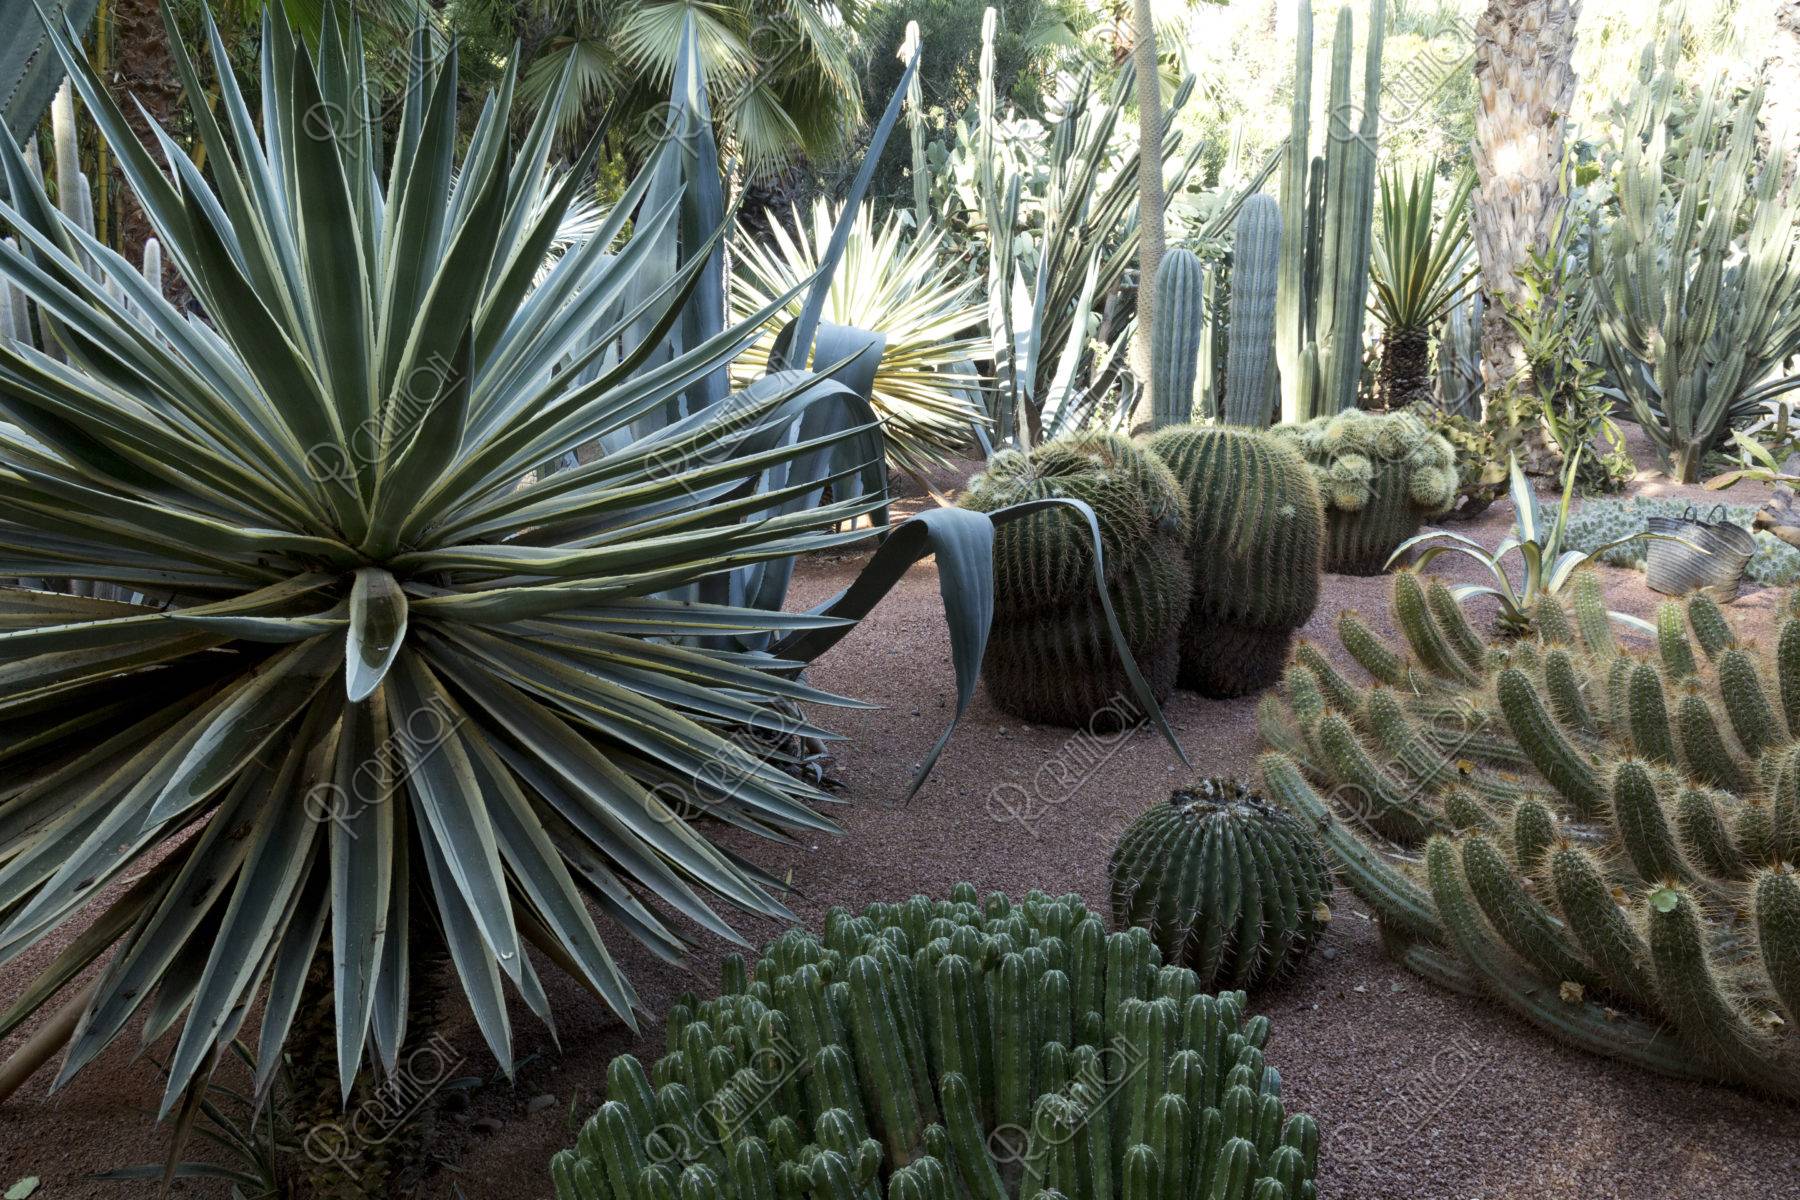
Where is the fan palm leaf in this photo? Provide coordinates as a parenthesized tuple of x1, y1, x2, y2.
(731, 199, 987, 481)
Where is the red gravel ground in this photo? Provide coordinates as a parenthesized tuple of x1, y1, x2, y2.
(4, 427, 1798, 1198)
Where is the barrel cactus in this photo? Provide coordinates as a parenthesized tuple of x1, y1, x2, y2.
(1270, 409, 1457, 574)
(551, 887, 1324, 1200)
(1110, 778, 1332, 993)
(1257, 572, 1800, 1097)
(963, 433, 1192, 727)
(1146, 426, 1324, 697)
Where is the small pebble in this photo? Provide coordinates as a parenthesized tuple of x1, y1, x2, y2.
(527, 1094, 558, 1115)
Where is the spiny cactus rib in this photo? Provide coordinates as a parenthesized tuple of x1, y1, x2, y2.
(557, 891, 1321, 1199)
(1459, 835, 1601, 993)
(1262, 574, 1800, 1093)
(1394, 571, 1480, 685)
(1717, 648, 1779, 757)
(1294, 643, 1364, 718)
(1152, 248, 1206, 428)
(1755, 868, 1800, 1024)
(1425, 578, 1487, 675)
(1422, 839, 1715, 1083)
(1779, 617, 1800, 736)
(1645, 885, 1790, 1093)
(1688, 593, 1734, 660)
(1498, 668, 1604, 818)
(1224, 197, 1280, 427)
(1110, 777, 1332, 993)
(1338, 611, 1412, 687)
(1659, 602, 1699, 679)
(1147, 426, 1323, 697)
(1533, 595, 1575, 647)
(963, 432, 1192, 728)
(1570, 571, 1617, 660)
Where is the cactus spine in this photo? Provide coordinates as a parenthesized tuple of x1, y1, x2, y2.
(1109, 777, 1332, 993)
(1146, 426, 1324, 696)
(1224, 196, 1280, 427)
(1275, 0, 1384, 422)
(1258, 578, 1800, 1096)
(1152, 247, 1207, 428)
(552, 890, 1323, 1199)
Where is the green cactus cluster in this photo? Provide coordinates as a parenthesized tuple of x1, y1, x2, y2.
(1561, 496, 1800, 588)
(1269, 410, 1457, 575)
(1256, 570, 1800, 1096)
(1110, 778, 1333, 994)
(1147, 426, 1324, 697)
(551, 887, 1324, 1200)
(963, 433, 1193, 728)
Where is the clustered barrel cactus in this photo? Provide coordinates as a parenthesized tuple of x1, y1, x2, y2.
(1270, 410, 1457, 575)
(1110, 778, 1332, 993)
(964, 433, 1193, 727)
(1147, 426, 1324, 697)
(552, 887, 1323, 1200)
(1257, 571, 1800, 1096)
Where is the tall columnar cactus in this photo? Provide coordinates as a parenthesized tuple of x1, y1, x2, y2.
(552, 888, 1324, 1200)
(1270, 409, 1457, 575)
(1275, 0, 1384, 423)
(1257, 576, 1800, 1097)
(1146, 426, 1324, 696)
(1111, 777, 1332, 992)
(1225, 195, 1281, 428)
(963, 433, 1192, 727)
(1588, 30, 1800, 483)
(1151, 247, 1206, 428)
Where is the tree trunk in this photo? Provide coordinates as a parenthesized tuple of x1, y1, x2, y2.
(1378, 326, 1432, 411)
(1768, 1, 1800, 185)
(1469, 0, 1577, 399)
(1131, 0, 1164, 422)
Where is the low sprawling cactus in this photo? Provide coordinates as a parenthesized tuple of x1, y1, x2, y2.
(1147, 426, 1324, 697)
(1256, 570, 1800, 1096)
(1270, 410, 1457, 575)
(963, 433, 1193, 727)
(1110, 778, 1332, 993)
(552, 888, 1323, 1200)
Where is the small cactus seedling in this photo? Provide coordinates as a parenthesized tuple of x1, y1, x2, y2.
(1110, 777, 1332, 992)
(551, 889, 1324, 1200)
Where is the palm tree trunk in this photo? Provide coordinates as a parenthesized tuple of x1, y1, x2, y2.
(1132, 0, 1164, 423)
(1470, 0, 1577, 399)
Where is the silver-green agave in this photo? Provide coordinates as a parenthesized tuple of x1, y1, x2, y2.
(0, 9, 1176, 1117)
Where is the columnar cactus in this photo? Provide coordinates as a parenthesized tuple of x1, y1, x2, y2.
(1147, 426, 1324, 697)
(1224, 196, 1281, 428)
(963, 433, 1193, 727)
(1257, 575, 1800, 1096)
(1275, 0, 1385, 423)
(1110, 777, 1332, 993)
(1270, 409, 1457, 575)
(551, 888, 1324, 1200)
(1151, 247, 1206, 429)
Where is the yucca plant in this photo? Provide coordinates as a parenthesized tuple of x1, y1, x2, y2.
(730, 199, 987, 484)
(0, 5, 1184, 1125)
(1369, 162, 1476, 411)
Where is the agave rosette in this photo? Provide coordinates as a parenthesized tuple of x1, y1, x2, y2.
(0, 9, 967, 1114)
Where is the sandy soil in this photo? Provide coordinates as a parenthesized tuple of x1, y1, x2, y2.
(4, 426, 1798, 1199)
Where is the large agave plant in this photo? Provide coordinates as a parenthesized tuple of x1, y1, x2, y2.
(730, 199, 987, 483)
(0, 7, 1181, 1117)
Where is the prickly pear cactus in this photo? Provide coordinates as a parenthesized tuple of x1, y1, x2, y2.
(963, 432, 1192, 728)
(1257, 571, 1800, 1097)
(1270, 409, 1457, 575)
(551, 887, 1324, 1200)
(1110, 778, 1332, 993)
(1146, 425, 1324, 697)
